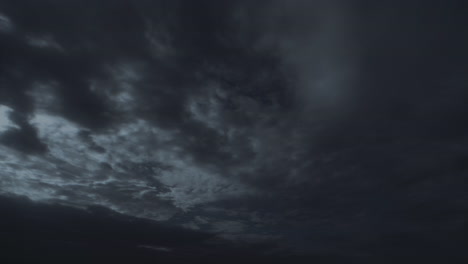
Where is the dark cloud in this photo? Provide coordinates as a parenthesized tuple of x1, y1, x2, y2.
(0, 0, 468, 258)
(0, 195, 286, 262)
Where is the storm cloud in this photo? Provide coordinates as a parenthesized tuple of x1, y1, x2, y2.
(1, 0, 468, 258)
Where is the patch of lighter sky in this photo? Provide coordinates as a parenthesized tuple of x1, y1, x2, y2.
(0, 105, 19, 133)
(26, 35, 64, 51)
(0, 13, 14, 33)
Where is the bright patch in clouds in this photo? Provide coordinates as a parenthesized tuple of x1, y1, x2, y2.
(0, 110, 252, 221)
(0, 105, 19, 133)
(0, 13, 14, 33)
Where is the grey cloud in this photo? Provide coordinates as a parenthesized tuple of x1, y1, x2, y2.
(0, 110, 47, 154)
(0, 105, 18, 132)
(0, 13, 14, 33)
(1, 0, 468, 257)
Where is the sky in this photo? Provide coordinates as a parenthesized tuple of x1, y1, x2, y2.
(0, 0, 468, 260)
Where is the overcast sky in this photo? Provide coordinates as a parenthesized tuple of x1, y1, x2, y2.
(1, 0, 468, 259)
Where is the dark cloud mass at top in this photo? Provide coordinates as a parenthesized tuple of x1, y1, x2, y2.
(0, 0, 468, 260)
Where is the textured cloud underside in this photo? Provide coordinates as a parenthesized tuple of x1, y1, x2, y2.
(1, 0, 468, 255)
(0, 108, 253, 220)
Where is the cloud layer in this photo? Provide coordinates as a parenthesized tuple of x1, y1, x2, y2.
(1, 0, 468, 256)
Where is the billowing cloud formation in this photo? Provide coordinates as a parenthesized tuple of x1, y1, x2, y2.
(1, 0, 468, 256)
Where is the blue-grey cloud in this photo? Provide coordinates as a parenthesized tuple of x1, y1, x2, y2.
(0, 0, 468, 257)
